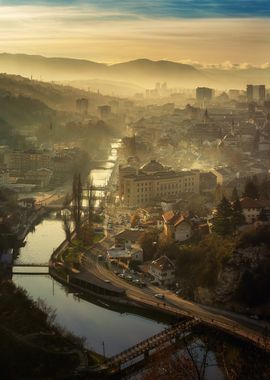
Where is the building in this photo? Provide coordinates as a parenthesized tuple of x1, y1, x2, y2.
(107, 246, 143, 264)
(76, 98, 88, 115)
(247, 84, 266, 103)
(148, 256, 176, 287)
(196, 87, 213, 104)
(98, 105, 112, 119)
(6, 150, 51, 176)
(24, 168, 53, 187)
(114, 229, 144, 250)
(121, 160, 200, 207)
(240, 197, 270, 224)
(163, 211, 193, 242)
(119, 164, 137, 197)
(107, 229, 144, 266)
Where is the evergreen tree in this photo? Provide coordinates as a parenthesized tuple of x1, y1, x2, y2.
(243, 179, 259, 199)
(231, 187, 239, 202)
(258, 208, 268, 222)
(212, 196, 233, 236)
(232, 197, 245, 229)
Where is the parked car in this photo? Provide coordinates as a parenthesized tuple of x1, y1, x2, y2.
(155, 293, 165, 300)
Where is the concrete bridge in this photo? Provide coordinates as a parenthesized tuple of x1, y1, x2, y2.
(12, 263, 49, 275)
(106, 318, 198, 371)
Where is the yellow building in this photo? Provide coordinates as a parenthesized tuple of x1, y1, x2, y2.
(121, 160, 200, 207)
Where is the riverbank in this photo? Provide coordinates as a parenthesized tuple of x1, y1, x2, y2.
(0, 276, 91, 379)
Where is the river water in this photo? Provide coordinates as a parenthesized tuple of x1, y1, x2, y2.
(13, 142, 168, 357)
(12, 142, 225, 378)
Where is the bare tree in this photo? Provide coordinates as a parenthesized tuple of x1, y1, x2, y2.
(72, 173, 83, 235)
(62, 211, 72, 242)
(141, 338, 211, 380)
(86, 176, 94, 226)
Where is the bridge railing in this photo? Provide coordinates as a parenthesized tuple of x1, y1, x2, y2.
(107, 319, 198, 367)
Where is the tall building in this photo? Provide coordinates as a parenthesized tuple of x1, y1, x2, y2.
(246, 84, 266, 103)
(196, 87, 213, 104)
(76, 98, 88, 115)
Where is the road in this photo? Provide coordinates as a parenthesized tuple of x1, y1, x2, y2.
(81, 235, 270, 352)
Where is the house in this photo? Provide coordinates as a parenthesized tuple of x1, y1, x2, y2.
(148, 256, 176, 286)
(108, 228, 144, 266)
(18, 197, 36, 209)
(107, 246, 143, 264)
(240, 197, 270, 224)
(114, 229, 144, 250)
(163, 211, 192, 242)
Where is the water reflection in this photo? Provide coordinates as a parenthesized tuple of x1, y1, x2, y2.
(14, 274, 167, 356)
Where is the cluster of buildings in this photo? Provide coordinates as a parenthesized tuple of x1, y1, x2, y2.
(0, 145, 86, 192)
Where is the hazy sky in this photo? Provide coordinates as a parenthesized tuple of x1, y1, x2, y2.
(0, 0, 269, 65)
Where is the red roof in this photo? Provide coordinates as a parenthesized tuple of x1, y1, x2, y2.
(240, 197, 270, 209)
(162, 211, 190, 227)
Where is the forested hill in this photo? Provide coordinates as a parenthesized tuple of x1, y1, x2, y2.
(0, 73, 116, 130)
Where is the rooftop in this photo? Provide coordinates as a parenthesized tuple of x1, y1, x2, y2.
(150, 256, 175, 272)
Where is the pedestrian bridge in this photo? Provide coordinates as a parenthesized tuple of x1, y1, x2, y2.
(12, 263, 49, 275)
(107, 318, 198, 371)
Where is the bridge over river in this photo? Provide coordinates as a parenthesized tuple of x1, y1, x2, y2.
(12, 263, 49, 275)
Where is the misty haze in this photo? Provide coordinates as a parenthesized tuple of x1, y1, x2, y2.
(0, 1, 270, 380)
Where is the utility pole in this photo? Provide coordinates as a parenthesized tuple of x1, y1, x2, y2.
(102, 341, 106, 358)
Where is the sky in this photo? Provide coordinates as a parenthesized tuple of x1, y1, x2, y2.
(0, 0, 269, 65)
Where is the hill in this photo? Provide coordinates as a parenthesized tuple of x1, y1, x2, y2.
(0, 53, 206, 87)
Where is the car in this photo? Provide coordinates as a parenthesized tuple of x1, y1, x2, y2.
(175, 290, 182, 295)
(139, 281, 146, 287)
(249, 314, 260, 320)
(154, 293, 165, 300)
(118, 273, 125, 278)
(126, 275, 133, 281)
(104, 279, 111, 283)
(97, 254, 103, 261)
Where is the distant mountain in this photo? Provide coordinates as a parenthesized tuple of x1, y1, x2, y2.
(0, 53, 268, 90)
(65, 78, 145, 97)
(0, 53, 206, 87)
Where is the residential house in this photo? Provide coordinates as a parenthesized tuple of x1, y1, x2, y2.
(163, 211, 192, 242)
(240, 197, 270, 224)
(148, 256, 176, 286)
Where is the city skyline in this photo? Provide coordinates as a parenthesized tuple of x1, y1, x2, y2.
(0, 0, 269, 64)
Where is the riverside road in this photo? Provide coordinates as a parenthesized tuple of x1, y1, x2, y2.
(81, 233, 270, 353)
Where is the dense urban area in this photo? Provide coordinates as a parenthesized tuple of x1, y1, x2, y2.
(1, 57, 270, 380)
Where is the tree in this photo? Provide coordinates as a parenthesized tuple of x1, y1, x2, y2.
(231, 197, 245, 229)
(130, 213, 140, 228)
(62, 211, 72, 242)
(243, 179, 259, 199)
(71, 173, 83, 235)
(139, 229, 159, 261)
(86, 177, 94, 226)
(212, 196, 233, 236)
(231, 186, 239, 202)
(258, 208, 268, 222)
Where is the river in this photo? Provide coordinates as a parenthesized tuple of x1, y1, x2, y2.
(12, 142, 225, 378)
(13, 142, 168, 357)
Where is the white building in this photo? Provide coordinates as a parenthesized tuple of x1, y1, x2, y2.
(163, 211, 193, 242)
(148, 256, 176, 287)
(240, 197, 270, 224)
(107, 246, 143, 263)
